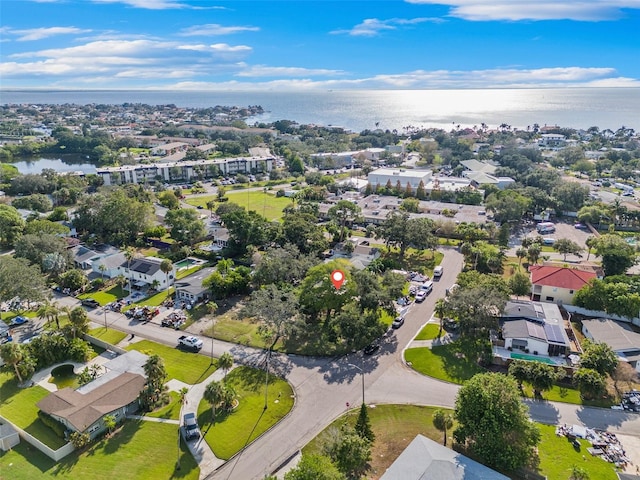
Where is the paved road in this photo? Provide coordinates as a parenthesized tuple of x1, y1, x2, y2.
(53, 250, 640, 480)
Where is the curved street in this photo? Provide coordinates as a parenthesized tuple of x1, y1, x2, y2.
(61, 249, 640, 480)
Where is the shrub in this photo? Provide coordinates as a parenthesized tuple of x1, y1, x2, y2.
(69, 431, 91, 449)
(38, 411, 67, 438)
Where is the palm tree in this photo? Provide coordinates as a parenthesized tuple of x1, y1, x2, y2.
(585, 236, 595, 262)
(204, 380, 224, 426)
(160, 259, 173, 299)
(98, 263, 107, 282)
(434, 298, 447, 337)
(432, 409, 454, 446)
(516, 247, 527, 266)
(218, 352, 233, 381)
(124, 246, 136, 296)
(36, 299, 58, 327)
(0, 343, 25, 383)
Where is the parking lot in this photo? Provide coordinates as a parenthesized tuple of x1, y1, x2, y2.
(519, 220, 594, 249)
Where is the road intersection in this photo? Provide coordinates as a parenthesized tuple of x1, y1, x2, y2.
(54, 249, 640, 479)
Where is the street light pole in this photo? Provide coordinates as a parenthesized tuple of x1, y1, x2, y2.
(210, 317, 215, 365)
(348, 363, 365, 406)
(103, 307, 108, 330)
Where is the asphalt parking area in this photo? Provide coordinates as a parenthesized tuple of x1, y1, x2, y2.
(520, 220, 594, 249)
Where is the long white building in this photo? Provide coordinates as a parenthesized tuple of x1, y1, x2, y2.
(97, 156, 274, 186)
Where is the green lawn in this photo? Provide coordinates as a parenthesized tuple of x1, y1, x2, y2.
(123, 288, 174, 312)
(404, 344, 484, 384)
(537, 424, 618, 480)
(0, 369, 66, 449)
(207, 317, 267, 349)
(197, 366, 294, 460)
(302, 405, 619, 480)
(147, 390, 182, 420)
(176, 264, 206, 280)
(185, 190, 293, 221)
(78, 285, 127, 306)
(125, 340, 218, 384)
(0, 420, 199, 480)
(88, 327, 127, 345)
(520, 383, 614, 408)
(414, 323, 443, 340)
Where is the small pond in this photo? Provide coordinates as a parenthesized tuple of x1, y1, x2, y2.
(48, 364, 79, 390)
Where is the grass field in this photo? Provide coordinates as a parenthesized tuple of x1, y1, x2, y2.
(78, 285, 127, 306)
(147, 390, 182, 420)
(414, 323, 444, 340)
(88, 327, 127, 345)
(125, 340, 218, 385)
(0, 420, 199, 480)
(301, 404, 619, 480)
(185, 190, 293, 220)
(405, 344, 485, 384)
(206, 317, 267, 349)
(196, 366, 294, 460)
(0, 369, 66, 449)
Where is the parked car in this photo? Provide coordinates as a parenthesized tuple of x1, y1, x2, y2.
(415, 290, 427, 303)
(433, 266, 444, 278)
(182, 412, 200, 440)
(9, 316, 28, 326)
(81, 298, 100, 308)
(392, 316, 405, 329)
(363, 342, 380, 355)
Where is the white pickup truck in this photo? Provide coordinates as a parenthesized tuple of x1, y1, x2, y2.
(178, 335, 203, 352)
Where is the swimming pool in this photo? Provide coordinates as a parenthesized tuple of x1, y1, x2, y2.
(510, 352, 556, 365)
(175, 258, 198, 269)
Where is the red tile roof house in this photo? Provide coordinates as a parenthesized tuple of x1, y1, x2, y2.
(529, 265, 597, 305)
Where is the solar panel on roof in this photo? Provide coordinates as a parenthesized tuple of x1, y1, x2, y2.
(544, 324, 566, 345)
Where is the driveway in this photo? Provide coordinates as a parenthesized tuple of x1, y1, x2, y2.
(72, 250, 640, 480)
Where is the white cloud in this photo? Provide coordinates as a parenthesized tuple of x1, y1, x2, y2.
(92, 0, 187, 9)
(209, 43, 252, 53)
(11, 27, 92, 41)
(405, 0, 640, 21)
(179, 24, 259, 36)
(332, 17, 442, 36)
(236, 65, 344, 78)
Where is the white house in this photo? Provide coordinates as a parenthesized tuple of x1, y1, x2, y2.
(582, 318, 640, 372)
(121, 256, 176, 289)
(367, 168, 432, 190)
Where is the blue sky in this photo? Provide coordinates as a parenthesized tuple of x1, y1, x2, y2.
(1, 0, 639, 90)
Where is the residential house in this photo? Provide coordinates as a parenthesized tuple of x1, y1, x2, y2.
(500, 300, 571, 357)
(37, 351, 148, 440)
(381, 434, 509, 480)
(91, 252, 127, 279)
(122, 256, 176, 290)
(582, 319, 640, 372)
(529, 265, 597, 305)
(174, 266, 214, 304)
(70, 245, 101, 270)
(367, 168, 432, 190)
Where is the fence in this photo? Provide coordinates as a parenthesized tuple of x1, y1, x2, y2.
(83, 334, 127, 355)
(562, 305, 640, 327)
(0, 415, 75, 461)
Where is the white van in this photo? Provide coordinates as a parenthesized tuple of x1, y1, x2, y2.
(433, 266, 444, 278)
(421, 281, 434, 294)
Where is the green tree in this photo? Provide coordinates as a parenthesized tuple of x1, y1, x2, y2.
(204, 380, 225, 426)
(553, 238, 583, 261)
(241, 284, 299, 349)
(140, 354, 168, 411)
(569, 465, 590, 480)
(553, 182, 590, 213)
(454, 373, 540, 471)
(432, 408, 454, 446)
(324, 425, 371, 479)
(284, 454, 345, 480)
(165, 208, 206, 245)
(0, 256, 48, 307)
(327, 200, 362, 242)
(103, 414, 117, 436)
(68, 306, 90, 339)
(485, 190, 531, 223)
(354, 403, 375, 442)
(526, 362, 559, 398)
(59, 268, 88, 292)
(0, 342, 30, 383)
(573, 368, 606, 400)
(591, 234, 636, 276)
(217, 352, 233, 380)
(160, 259, 173, 295)
(509, 271, 532, 297)
(508, 359, 530, 390)
(0, 204, 25, 247)
(580, 339, 618, 377)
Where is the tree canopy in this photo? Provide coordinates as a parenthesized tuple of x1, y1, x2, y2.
(454, 373, 540, 471)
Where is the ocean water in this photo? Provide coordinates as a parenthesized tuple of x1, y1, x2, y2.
(2, 88, 639, 133)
